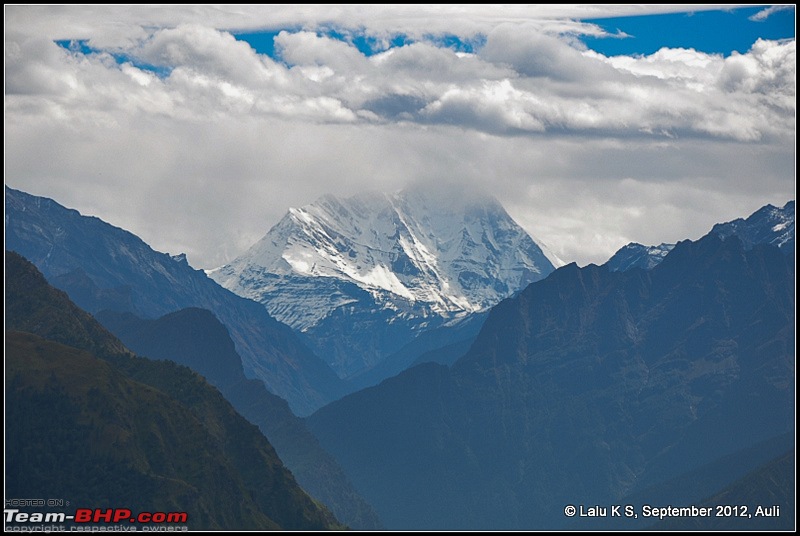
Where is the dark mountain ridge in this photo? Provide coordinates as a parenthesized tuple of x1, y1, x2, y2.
(606, 199, 794, 272)
(308, 233, 795, 530)
(5, 251, 341, 531)
(95, 306, 383, 530)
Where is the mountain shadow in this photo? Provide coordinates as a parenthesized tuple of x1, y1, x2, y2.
(5, 251, 342, 531)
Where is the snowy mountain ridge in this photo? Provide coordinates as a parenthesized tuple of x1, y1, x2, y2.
(210, 187, 561, 377)
(213, 188, 560, 329)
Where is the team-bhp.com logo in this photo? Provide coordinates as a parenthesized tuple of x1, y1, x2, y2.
(73, 509, 187, 524)
(5, 508, 188, 531)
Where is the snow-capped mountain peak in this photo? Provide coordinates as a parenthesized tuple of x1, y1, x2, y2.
(211, 187, 558, 377)
(214, 188, 555, 323)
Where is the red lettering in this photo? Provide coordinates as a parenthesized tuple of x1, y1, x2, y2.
(74, 509, 92, 523)
(94, 509, 114, 523)
(113, 509, 132, 523)
(166, 512, 188, 523)
(72, 508, 188, 525)
(93, 508, 114, 523)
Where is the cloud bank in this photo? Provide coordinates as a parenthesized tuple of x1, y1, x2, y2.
(4, 6, 795, 268)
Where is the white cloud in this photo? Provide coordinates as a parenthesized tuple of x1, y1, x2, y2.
(422, 80, 546, 133)
(5, 33, 79, 96)
(749, 5, 793, 22)
(275, 30, 370, 72)
(372, 42, 511, 83)
(5, 5, 735, 42)
(480, 24, 614, 82)
(137, 24, 282, 85)
(4, 6, 795, 269)
(718, 39, 795, 98)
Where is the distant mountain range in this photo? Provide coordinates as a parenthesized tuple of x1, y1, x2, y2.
(5, 251, 342, 531)
(4, 186, 381, 529)
(606, 200, 794, 272)
(210, 186, 560, 378)
(5, 186, 342, 416)
(6, 184, 794, 531)
(358, 199, 796, 390)
(307, 230, 795, 530)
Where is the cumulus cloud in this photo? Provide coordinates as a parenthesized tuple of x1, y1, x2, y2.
(137, 24, 282, 85)
(10, 17, 792, 139)
(480, 24, 613, 82)
(718, 39, 795, 98)
(4, 6, 795, 268)
(275, 30, 370, 72)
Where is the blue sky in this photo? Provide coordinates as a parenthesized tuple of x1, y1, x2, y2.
(230, 6, 795, 62)
(54, 6, 796, 77)
(582, 6, 795, 56)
